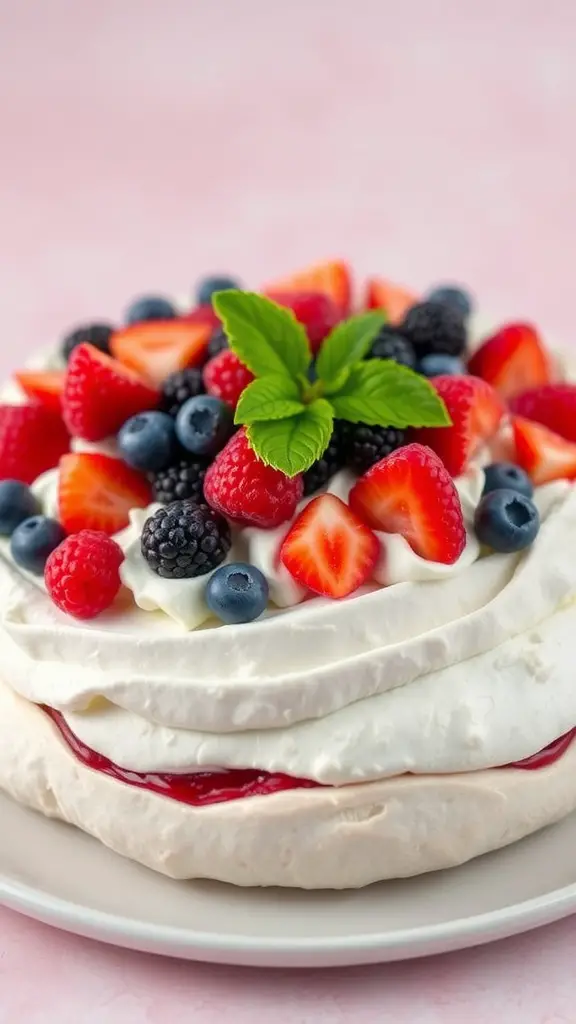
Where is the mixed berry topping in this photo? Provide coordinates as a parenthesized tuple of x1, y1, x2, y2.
(159, 367, 205, 418)
(367, 326, 416, 368)
(118, 411, 177, 473)
(141, 500, 231, 579)
(151, 457, 208, 506)
(203, 349, 255, 409)
(62, 322, 114, 362)
(400, 300, 467, 358)
(341, 422, 406, 475)
(175, 394, 234, 457)
(45, 531, 124, 619)
(124, 295, 177, 325)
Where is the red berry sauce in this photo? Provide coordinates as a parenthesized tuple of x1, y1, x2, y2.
(42, 706, 576, 807)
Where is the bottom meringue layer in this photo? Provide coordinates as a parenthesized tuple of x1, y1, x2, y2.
(2, 679, 576, 888)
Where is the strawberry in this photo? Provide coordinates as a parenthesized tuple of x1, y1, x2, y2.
(59, 452, 152, 535)
(413, 374, 505, 476)
(203, 350, 255, 409)
(280, 493, 379, 599)
(14, 370, 65, 413)
(264, 291, 341, 353)
(0, 404, 69, 484)
(511, 416, 576, 485)
(63, 343, 159, 442)
(264, 260, 352, 316)
(179, 305, 221, 330)
(364, 277, 418, 324)
(111, 320, 212, 386)
(349, 443, 466, 565)
(467, 323, 552, 400)
(510, 384, 576, 442)
(204, 428, 303, 528)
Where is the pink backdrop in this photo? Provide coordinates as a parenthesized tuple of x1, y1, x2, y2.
(2, 1, 576, 1019)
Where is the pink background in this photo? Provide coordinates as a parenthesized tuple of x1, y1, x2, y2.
(2, 0, 576, 1019)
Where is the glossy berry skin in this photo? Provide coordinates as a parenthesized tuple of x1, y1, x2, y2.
(426, 285, 473, 320)
(418, 353, 465, 377)
(45, 531, 124, 619)
(62, 322, 114, 362)
(203, 350, 255, 409)
(0, 480, 41, 536)
(117, 411, 176, 472)
(151, 457, 208, 505)
(482, 462, 534, 500)
(63, 343, 159, 442)
(196, 276, 240, 306)
(124, 295, 177, 325)
(368, 327, 416, 368)
(141, 500, 231, 579)
(342, 422, 406, 475)
(10, 515, 66, 575)
(400, 300, 467, 357)
(160, 368, 205, 418)
(204, 428, 303, 528)
(474, 489, 539, 553)
(206, 562, 269, 624)
(175, 395, 234, 457)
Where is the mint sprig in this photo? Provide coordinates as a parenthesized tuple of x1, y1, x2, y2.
(213, 290, 450, 476)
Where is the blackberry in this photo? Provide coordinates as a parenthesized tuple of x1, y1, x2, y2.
(303, 425, 346, 496)
(400, 300, 467, 358)
(62, 322, 114, 361)
(368, 327, 416, 368)
(343, 423, 406, 474)
(160, 368, 205, 417)
(207, 327, 228, 360)
(151, 457, 208, 505)
(141, 500, 231, 579)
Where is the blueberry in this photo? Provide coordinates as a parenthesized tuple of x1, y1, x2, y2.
(474, 489, 539, 553)
(482, 462, 534, 500)
(418, 353, 465, 377)
(118, 411, 177, 472)
(0, 481, 41, 536)
(206, 562, 269, 624)
(10, 515, 66, 575)
(196, 276, 241, 306)
(175, 395, 234, 457)
(124, 295, 176, 325)
(426, 285, 473, 320)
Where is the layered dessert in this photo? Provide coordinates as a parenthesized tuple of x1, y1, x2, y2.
(1, 259, 576, 888)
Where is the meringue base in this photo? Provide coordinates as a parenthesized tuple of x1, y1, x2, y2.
(2, 678, 576, 889)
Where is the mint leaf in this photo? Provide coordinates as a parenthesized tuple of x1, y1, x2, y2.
(213, 290, 311, 379)
(315, 311, 386, 383)
(246, 398, 334, 476)
(235, 375, 304, 425)
(328, 360, 451, 428)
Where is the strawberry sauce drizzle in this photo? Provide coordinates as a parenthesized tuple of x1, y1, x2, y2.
(42, 707, 576, 806)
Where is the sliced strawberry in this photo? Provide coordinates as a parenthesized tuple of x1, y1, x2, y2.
(413, 374, 505, 476)
(59, 452, 152, 535)
(179, 305, 221, 330)
(468, 323, 552, 400)
(111, 320, 212, 386)
(63, 343, 159, 442)
(364, 277, 418, 324)
(264, 260, 352, 316)
(510, 384, 576, 442)
(511, 416, 576, 485)
(349, 443, 466, 565)
(0, 404, 70, 484)
(280, 493, 379, 598)
(14, 370, 65, 413)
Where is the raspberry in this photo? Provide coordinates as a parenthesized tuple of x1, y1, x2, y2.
(0, 404, 70, 485)
(203, 350, 254, 409)
(400, 301, 467, 357)
(342, 422, 406, 474)
(159, 368, 205, 418)
(204, 428, 303, 528)
(45, 531, 124, 619)
(141, 501, 231, 578)
(151, 457, 208, 504)
(368, 327, 416, 368)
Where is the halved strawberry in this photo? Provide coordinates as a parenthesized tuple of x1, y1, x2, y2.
(280, 493, 379, 598)
(413, 374, 505, 476)
(511, 416, 576, 485)
(14, 370, 65, 413)
(264, 291, 341, 353)
(364, 277, 418, 324)
(510, 384, 576, 442)
(349, 443, 466, 565)
(264, 260, 352, 316)
(63, 343, 159, 442)
(111, 320, 212, 386)
(179, 305, 221, 330)
(58, 452, 152, 535)
(467, 323, 552, 400)
(0, 404, 70, 484)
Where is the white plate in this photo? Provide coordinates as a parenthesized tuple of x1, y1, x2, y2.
(2, 791, 576, 967)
